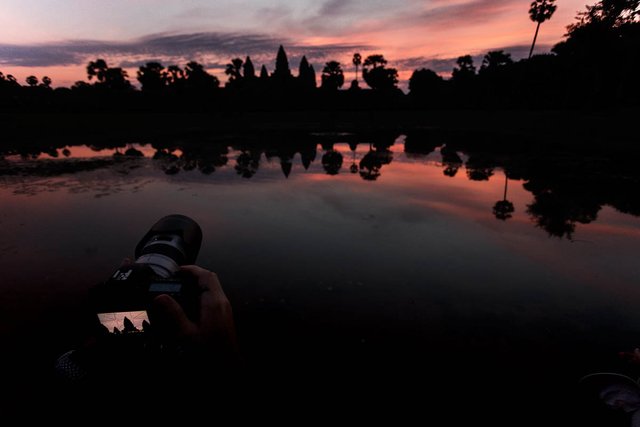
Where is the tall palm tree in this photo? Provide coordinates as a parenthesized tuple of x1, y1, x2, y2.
(528, 0, 557, 59)
(493, 173, 515, 220)
(352, 53, 362, 83)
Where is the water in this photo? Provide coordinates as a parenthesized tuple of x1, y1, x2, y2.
(1, 132, 639, 422)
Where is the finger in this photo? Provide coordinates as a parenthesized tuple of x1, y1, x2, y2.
(149, 294, 196, 339)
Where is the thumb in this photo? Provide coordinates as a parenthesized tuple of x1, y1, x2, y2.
(149, 294, 196, 340)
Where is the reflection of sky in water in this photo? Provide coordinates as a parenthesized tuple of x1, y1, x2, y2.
(1, 140, 640, 364)
(1, 138, 639, 423)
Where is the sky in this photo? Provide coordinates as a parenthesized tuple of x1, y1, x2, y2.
(0, 0, 593, 88)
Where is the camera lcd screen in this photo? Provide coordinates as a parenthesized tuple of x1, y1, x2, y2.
(97, 311, 149, 334)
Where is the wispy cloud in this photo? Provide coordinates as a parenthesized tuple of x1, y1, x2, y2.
(0, 31, 370, 69)
(419, 0, 516, 26)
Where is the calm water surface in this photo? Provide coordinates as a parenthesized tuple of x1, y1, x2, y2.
(1, 134, 639, 421)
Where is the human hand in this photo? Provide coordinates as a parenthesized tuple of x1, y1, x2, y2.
(150, 265, 238, 357)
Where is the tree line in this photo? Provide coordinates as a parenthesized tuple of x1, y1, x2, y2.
(0, 0, 638, 110)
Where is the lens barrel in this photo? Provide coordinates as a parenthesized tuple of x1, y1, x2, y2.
(134, 214, 202, 278)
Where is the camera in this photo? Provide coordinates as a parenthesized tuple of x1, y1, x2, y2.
(92, 214, 203, 335)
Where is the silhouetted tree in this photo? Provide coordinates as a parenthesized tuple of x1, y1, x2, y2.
(41, 76, 52, 88)
(551, 0, 640, 106)
(137, 62, 166, 92)
(362, 54, 399, 90)
(104, 68, 131, 91)
(185, 61, 220, 90)
(71, 81, 91, 91)
(86, 59, 131, 91)
(565, 0, 639, 31)
(165, 65, 185, 89)
(25, 76, 38, 87)
(480, 51, 513, 73)
(352, 53, 362, 84)
(321, 61, 345, 90)
(225, 58, 244, 87)
(452, 55, 476, 83)
(528, 0, 557, 58)
(87, 59, 108, 83)
(409, 68, 444, 98)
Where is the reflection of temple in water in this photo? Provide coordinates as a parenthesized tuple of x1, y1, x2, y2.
(2, 130, 640, 240)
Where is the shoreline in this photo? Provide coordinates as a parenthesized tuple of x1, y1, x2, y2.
(1, 109, 638, 151)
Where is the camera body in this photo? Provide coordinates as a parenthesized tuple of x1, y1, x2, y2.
(92, 214, 203, 334)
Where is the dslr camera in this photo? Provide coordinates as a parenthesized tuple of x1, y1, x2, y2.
(92, 214, 203, 335)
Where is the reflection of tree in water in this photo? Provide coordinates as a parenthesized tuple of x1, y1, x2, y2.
(359, 149, 382, 181)
(321, 146, 343, 175)
(124, 146, 143, 157)
(465, 154, 495, 181)
(357, 136, 394, 181)
(348, 141, 359, 173)
(493, 173, 515, 220)
(403, 131, 442, 159)
(235, 150, 261, 178)
(153, 149, 181, 174)
(152, 144, 229, 175)
(440, 145, 463, 177)
(525, 186, 601, 240)
(197, 148, 229, 175)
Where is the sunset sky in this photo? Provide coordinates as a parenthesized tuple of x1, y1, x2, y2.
(0, 0, 592, 88)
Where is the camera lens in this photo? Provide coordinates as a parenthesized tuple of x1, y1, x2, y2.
(134, 214, 202, 278)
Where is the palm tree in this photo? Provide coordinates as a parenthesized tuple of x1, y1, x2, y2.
(321, 61, 345, 90)
(493, 174, 515, 220)
(352, 53, 362, 83)
(480, 50, 513, 72)
(87, 59, 109, 83)
(25, 76, 38, 87)
(225, 58, 244, 83)
(528, 0, 557, 59)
